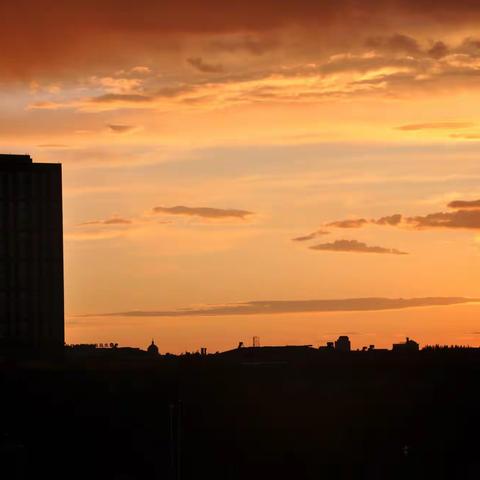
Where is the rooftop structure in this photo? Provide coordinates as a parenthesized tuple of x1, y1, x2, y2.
(392, 337, 420, 352)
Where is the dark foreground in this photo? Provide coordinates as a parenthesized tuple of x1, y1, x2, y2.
(0, 348, 479, 480)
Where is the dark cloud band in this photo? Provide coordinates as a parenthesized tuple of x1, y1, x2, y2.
(4, 1, 480, 81)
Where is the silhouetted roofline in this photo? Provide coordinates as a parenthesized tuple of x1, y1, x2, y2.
(0, 155, 61, 172)
(220, 345, 314, 355)
(0, 154, 32, 164)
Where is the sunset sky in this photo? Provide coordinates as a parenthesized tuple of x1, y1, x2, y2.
(3, 1, 480, 352)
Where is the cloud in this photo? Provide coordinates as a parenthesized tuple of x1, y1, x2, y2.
(407, 209, 480, 229)
(309, 239, 408, 255)
(28, 101, 63, 110)
(327, 218, 368, 228)
(375, 214, 403, 226)
(457, 37, 480, 57)
(104, 218, 132, 225)
(187, 57, 224, 73)
(428, 41, 449, 59)
(79, 216, 132, 226)
(365, 34, 421, 55)
(447, 199, 480, 210)
(322, 199, 480, 233)
(317, 53, 419, 77)
(71, 85, 196, 111)
(292, 230, 330, 242)
(23, 31, 480, 114)
(396, 122, 475, 131)
(90, 93, 153, 104)
(108, 124, 137, 134)
(6, 1, 480, 83)
(81, 296, 478, 317)
(152, 205, 253, 219)
(294, 215, 402, 242)
(126, 66, 152, 77)
(365, 34, 448, 60)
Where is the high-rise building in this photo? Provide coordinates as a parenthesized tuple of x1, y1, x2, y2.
(0, 154, 64, 352)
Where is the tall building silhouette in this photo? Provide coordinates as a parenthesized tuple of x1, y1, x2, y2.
(0, 155, 64, 352)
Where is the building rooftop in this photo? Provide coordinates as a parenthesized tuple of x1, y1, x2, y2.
(0, 154, 32, 164)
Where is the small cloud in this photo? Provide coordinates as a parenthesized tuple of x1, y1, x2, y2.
(447, 199, 480, 210)
(309, 239, 408, 255)
(325, 215, 402, 229)
(90, 93, 153, 104)
(28, 101, 64, 110)
(396, 122, 475, 131)
(114, 66, 152, 78)
(456, 38, 480, 56)
(428, 41, 449, 59)
(321, 199, 480, 231)
(103, 217, 132, 225)
(79, 216, 132, 226)
(187, 57, 224, 73)
(327, 218, 368, 228)
(108, 124, 138, 134)
(292, 230, 330, 242)
(86, 86, 193, 108)
(375, 214, 403, 225)
(130, 66, 151, 75)
(152, 205, 253, 219)
(407, 209, 480, 229)
(366, 34, 420, 55)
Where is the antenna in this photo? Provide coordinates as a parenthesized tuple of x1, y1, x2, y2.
(252, 336, 260, 348)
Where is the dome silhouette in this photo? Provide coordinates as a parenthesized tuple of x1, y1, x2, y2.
(147, 340, 159, 355)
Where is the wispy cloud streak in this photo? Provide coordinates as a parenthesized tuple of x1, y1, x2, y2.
(81, 297, 479, 317)
(153, 205, 253, 219)
(309, 239, 408, 255)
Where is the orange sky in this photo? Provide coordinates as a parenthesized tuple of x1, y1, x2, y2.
(2, 1, 480, 352)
